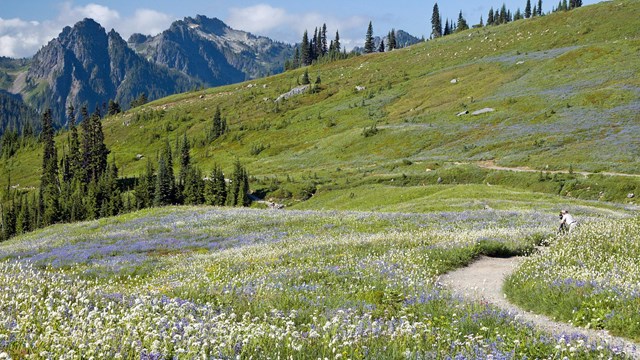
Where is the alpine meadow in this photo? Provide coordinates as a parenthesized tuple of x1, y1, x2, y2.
(0, 0, 639, 359)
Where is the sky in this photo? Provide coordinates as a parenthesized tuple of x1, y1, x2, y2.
(1, 0, 603, 58)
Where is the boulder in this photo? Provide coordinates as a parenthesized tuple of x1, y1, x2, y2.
(472, 108, 495, 115)
(457, 110, 469, 116)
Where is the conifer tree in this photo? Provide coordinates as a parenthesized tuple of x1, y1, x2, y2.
(538, 0, 543, 15)
(321, 24, 328, 55)
(387, 29, 397, 50)
(135, 158, 155, 209)
(154, 156, 173, 206)
(378, 40, 385, 53)
(364, 22, 375, 53)
(488, 8, 495, 25)
(204, 164, 227, 206)
(228, 160, 250, 207)
(431, 3, 443, 38)
(40, 108, 61, 226)
(333, 31, 341, 53)
(183, 166, 204, 205)
(301, 69, 310, 85)
(457, 11, 469, 31)
(178, 133, 191, 189)
(443, 20, 451, 36)
(107, 100, 121, 116)
(301, 31, 311, 66)
(525, 0, 532, 18)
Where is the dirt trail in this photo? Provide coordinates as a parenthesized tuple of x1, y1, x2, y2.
(477, 160, 640, 178)
(439, 255, 640, 359)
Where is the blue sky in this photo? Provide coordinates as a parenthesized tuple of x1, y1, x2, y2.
(1, 0, 603, 58)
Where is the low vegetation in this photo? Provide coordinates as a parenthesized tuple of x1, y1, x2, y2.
(505, 217, 640, 341)
(0, 206, 631, 358)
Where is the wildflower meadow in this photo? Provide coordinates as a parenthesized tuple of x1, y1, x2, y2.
(505, 217, 640, 342)
(0, 206, 635, 358)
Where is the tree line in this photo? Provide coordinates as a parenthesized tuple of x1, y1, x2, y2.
(431, 0, 583, 39)
(0, 106, 250, 241)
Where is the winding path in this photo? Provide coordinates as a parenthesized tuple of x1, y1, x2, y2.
(438, 255, 640, 359)
(476, 160, 640, 178)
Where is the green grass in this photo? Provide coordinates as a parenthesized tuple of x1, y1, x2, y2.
(505, 217, 640, 341)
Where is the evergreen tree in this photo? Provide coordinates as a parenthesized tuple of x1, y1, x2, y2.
(301, 31, 311, 66)
(457, 11, 469, 31)
(178, 133, 191, 189)
(40, 109, 61, 226)
(538, 0, 543, 15)
(525, 0, 532, 18)
(154, 157, 173, 206)
(333, 30, 341, 53)
(515, 9, 523, 20)
(183, 166, 204, 205)
(378, 40, 385, 53)
(488, 8, 495, 25)
(301, 69, 310, 85)
(135, 158, 155, 209)
(107, 100, 121, 116)
(500, 4, 508, 24)
(532, 5, 538, 15)
(292, 47, 300, 69)
(104, 161, 123, 217)
(479, 15, 484, 27)
(228, 160, 251, 207)
(364, 21, 375, 54)
(67, 105, 82, 182)
(443, 19, 451, 36)
(209, 106, 227, 142)
(387, 29, 397, 50)
(431, 3, 443, 38)
(321, 24, 328, 55)
(204, 164, 227, 206)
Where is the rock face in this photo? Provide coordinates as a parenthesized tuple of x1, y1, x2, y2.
(129, 15, 294, 87)
(19, 18, 197, 126)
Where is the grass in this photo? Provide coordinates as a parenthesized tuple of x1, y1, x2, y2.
(505, 217, 640, 341)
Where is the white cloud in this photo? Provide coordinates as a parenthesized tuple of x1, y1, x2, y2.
(227, 4, 288, 34)
(0, 2, 174, 58)
(226, 3, 367, 49)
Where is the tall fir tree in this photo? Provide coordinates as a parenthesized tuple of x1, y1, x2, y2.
(364, 21, 375, 53)
(40, 108, 60, 226)
(387, 29, 397, 50)
(183, 166, 204, 205)
(301, 31, 311, 66)
(333, 30, 341, 53)
(457, 11, 469, 31)
(321, 24, 328, 55)
(525, 0, 532, 18)
(488, 8, 495, 25)
(204, 164, 227, 206)
(431, 3, 443, 38)
(178, 133, 191, 189)
(538, 0, 543, 15)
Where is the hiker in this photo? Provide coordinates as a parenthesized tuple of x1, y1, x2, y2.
(558, 209, 577, 234)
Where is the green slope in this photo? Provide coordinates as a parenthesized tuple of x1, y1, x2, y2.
(2, 0, 639, 205)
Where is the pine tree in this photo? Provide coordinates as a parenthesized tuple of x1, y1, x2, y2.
(210, 106, 227, 141)
(500, 4, 508, 24)
(333, 31, 341, 53)
(301, 69, 310, 85)
(431, 3, 443, 38)
(444, 19, 451, 36)
(107, 100, 121, 116)
(183, 166, 204, 205)
(525, 0, 532, 18)
(204, 164, 227, 206)
(538, 0, 543, 15)
(364, 22, 375, 54)
(457, 11, 469, 31)
(378, 40, 385, 53)
(40, 108, 60, 226)
(301, 31, 311, 66)
(387, 29, 397, 50)
(154, 157, 173, 206)
(321, 24, 328, 55)
(178, 133, 190, 189)
(488, 8, 495, 25)
(135, 158, 155, 209)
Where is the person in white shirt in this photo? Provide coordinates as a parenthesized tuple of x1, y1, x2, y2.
(558, 210, 577, 234)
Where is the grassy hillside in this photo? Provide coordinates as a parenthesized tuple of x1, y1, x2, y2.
(1, 0, 639, 205)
